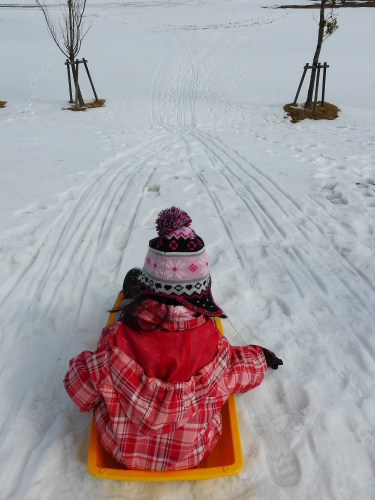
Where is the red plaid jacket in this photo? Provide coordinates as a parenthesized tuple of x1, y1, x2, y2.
(64, 305, 267, 471)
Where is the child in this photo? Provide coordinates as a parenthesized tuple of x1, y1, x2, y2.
(64, 207, 282, 471)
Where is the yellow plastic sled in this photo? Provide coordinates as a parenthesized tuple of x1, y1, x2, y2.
(87, 292, 244, 481)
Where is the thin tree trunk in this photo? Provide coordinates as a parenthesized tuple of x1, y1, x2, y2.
(68, 0, 74, 58)
(70, 60, 84, 107)
(305, 0, 326, 107)
(67, 1, 84, 107)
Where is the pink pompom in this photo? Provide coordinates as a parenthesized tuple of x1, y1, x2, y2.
(156, 207, 192, 236)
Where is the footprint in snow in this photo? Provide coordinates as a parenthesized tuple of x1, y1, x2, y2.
(15, 202, 47, 217)
(326, 190, 348, 205)
(266, 447, 302, 487)
(355, 181, 375, 207)
(251, 379, 310, 487)
(146, 184, 160, 197)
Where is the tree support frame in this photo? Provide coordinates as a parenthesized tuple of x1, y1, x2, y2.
(65, 58, 99, 109)
(293, 62, 330, 112)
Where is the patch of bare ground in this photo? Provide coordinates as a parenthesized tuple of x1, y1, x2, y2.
(64, 99, 105, 112)
(284, 102, 340, 123)
(0, 101, 7, 108)
(278, 0, 375, 8)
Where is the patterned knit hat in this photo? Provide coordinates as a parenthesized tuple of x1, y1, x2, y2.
(140, 207, 224, 317)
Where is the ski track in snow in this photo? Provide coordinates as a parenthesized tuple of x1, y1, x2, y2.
(1, 5, 375, 499)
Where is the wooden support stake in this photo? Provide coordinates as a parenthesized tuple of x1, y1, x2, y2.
(293, 63, 309, 105)
(73, 59, 85, 107)
(82, 58, 99, 102)
(313, 64, 321, 113)
(321, 62, 328, 106)
(74, 60, 79, 108)
(66, 59, 74, 103)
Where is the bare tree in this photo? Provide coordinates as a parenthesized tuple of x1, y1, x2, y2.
(36, 0, 92, 106)
(305, 0, 343, 106)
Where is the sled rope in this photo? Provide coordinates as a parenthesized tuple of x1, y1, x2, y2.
(225, 317, 248, 344)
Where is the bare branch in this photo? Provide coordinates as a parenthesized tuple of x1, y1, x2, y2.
(35, 0, 69, 57)
(35, 0, 91, 61)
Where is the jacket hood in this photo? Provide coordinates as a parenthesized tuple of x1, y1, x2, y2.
(105, 329, 231, 436)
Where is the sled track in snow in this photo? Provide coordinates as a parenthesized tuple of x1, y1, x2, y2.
(192, 129, 375, 314)
(2, 12, 371, 345)
(1, 6, 375, 500)
(0, 136, 172, 332)
(145, 25, 375, 332)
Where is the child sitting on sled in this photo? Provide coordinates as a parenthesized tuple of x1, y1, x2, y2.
(64, 207, 282, 471)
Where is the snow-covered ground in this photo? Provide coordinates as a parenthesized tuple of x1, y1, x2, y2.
(0, 1, 374, 498)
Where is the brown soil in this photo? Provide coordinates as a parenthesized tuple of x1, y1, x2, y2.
(65, 99, 106, 112)
(278, 0, 375, 8)
(0, 100, 7, 108)
(284, 102, 340, 123)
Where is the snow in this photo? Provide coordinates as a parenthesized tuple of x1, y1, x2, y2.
(0, 0, 374, 498)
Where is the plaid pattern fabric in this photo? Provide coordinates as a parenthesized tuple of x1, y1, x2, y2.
(64, 323, 267, 471)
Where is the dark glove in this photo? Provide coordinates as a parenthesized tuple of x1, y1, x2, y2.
(261, 348, 283, 370)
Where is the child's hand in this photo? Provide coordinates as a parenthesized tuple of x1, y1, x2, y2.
(261, 348, 283, 370)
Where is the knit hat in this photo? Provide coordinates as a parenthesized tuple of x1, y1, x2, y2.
(139, 207, 224, 317)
